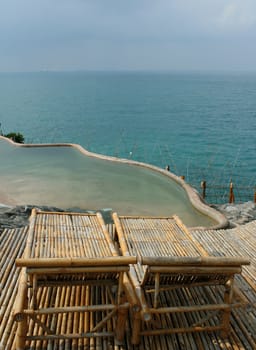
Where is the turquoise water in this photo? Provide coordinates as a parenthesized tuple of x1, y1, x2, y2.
(0, 71, 255, 200)
(0, 138, 215, 226)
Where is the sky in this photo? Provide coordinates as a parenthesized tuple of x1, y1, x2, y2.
(0, 0, 256, 72)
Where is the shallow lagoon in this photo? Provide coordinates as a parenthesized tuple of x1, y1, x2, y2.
(0, 138, 216, 227)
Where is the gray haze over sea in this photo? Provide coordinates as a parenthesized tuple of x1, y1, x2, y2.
(0, 71, 255, 201)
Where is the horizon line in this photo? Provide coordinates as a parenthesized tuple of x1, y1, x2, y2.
(1, 68, 256, 75)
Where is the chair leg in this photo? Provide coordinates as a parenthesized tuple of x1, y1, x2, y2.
(131, 311, 141, 345)
(15, 273, 29, 350)
(15, 317, 28, 350)
(221, 278, 234, 338)
(115, 306, 128, 344)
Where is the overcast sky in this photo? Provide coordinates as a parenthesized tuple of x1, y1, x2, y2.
(1, 0, 256, 72)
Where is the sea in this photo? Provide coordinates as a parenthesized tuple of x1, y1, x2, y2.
(0, 71, 255, 203)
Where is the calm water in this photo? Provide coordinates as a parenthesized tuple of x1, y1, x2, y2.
(0, 71, 255, 199)
(0, 138, 215, 226)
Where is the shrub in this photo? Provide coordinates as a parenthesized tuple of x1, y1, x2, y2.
(4, 132, 25, 144)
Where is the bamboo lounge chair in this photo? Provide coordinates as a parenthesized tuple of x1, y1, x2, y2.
(112, 212, 250, 345)
(13, 209, 136, 349)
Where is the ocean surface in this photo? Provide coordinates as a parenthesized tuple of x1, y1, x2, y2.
(0, 71, 255, 202)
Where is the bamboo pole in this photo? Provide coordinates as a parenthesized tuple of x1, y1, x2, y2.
(25, 266, 130, 276)
(148, 266, 242, 275)
(22, 304, 128, 315)
(16, 256, 136, 267)
(65, 285, 75, 349)
(72, 285, 79, 349)
(131, 310, 142, 345)
(13, 210, 38, 350)
(83, 285, 90, 348)
(140, 324, 223, 336)
(115, 272, 129, 344)
(61, 284, 70, 349)
(147, 302, 244, 314)
(26, 331, 115, 340)
(13, 268, 28, 322)
(221, 277, 234, 338)
(96, 212, 119, 257)
(140, 256, 250, 267)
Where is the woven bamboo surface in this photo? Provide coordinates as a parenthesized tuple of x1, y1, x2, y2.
(0, 227, 28, 350)
(26, 210, 115, 259)
(1, 217, 255, 349)
(113, 214, 214, 282)
(192, 221, 256, 292)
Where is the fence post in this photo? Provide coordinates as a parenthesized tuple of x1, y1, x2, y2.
(201, 181, 206, 199)
(229, 182, 235, 203)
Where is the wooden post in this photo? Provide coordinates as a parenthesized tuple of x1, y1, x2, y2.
(180, 175, 185, 180)
(254, 190, 256, 203)
(229, 182, 235, 203)
(201, 181, 206, 199)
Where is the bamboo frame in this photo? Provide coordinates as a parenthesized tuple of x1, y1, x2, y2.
(2, 215, 255, 350)
(112, 212, 250, 345)
(13, 210, 135, 349)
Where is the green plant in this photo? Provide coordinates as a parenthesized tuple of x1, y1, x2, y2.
(4, 132, 25, 144)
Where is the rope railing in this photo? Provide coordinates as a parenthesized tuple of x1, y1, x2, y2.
(199, 181, 255, 204)
(164, 165, 255, 205)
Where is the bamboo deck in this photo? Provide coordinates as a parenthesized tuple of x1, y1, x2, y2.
(1, 216, 255, 350)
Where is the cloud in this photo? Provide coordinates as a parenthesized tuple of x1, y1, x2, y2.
(0, 0, 256, 71)
(216, 1, 256, 33)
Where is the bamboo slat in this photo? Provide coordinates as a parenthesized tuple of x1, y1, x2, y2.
(192, 223, 256, 291)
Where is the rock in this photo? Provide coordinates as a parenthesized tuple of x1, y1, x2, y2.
(0, 204, 114, 232)
(0, 202, 256, 231)
(212, 201, 256, 227)
(0, 205, 64, 232)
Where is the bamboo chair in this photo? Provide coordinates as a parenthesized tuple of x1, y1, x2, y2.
(13, 209, 136, 349)
(112, 212, 250, 345)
